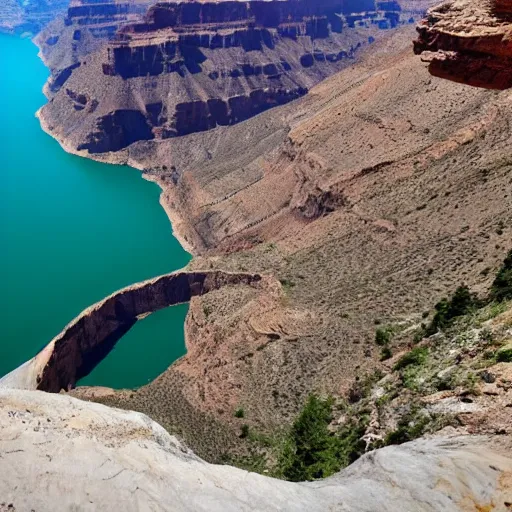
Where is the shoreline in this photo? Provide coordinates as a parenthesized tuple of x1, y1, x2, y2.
(35, 105, 196, 259)
(31, 35, 197, 259)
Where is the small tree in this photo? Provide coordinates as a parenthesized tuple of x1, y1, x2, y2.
(375, 328, 391, 346)
(427, 285, 477, 334)
(490, 250, 512, 302)
(281, 395, 338, 481)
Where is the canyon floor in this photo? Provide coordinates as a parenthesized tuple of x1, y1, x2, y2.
(59, 24, 512, 465)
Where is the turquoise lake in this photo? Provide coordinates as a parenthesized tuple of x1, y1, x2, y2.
(0, 33, 191, 388)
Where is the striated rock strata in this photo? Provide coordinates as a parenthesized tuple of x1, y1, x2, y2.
(37, 0, 158, 73)
(414, 0, 512, 89)
(1, 388, 511, 512)
(0, 270, 260, 393)
(37, 0, 420, 153)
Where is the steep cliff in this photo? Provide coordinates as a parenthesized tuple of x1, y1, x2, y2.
(414, 0, 512, 89)
(63, 25, 510, 462)
(1, 389, 511, 511)
(37, 0, 158, 73)
(37, 0, 423, 154)
(0, 270, 261, 393)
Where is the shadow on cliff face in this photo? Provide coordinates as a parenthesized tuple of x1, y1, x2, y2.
(0, 271, 261, 393)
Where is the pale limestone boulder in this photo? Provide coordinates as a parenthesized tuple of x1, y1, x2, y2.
(0, 389, 511, 512)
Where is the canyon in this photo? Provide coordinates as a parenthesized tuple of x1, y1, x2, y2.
(37, 0, 427, 154)
(1, 0, 512, 508)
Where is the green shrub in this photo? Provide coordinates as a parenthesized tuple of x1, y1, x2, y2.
(375, 328, 391, 346)
(413, 326, 426, 343)
(496, 347, 512, 363)
(240, 424, 250, 438)
(380, 347, 392, 361)
(393, 347, 428, 371)
(234, 407, 245, 418)
(426, 285, 478, 334)
(277, 395, 368, 482)
(279, 395, 337, 481)
(384, 409, 431, 445)
(279, 278, 296, 289)
(490, 249, 512, 302)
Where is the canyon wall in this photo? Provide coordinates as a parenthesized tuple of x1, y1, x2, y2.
(0, 270, 261, 393)
(38, 0, 419, 154)
(414, 0, 512, 89)
(37, 0, 158, 72)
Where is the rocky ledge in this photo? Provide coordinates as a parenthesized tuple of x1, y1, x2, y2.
(414, 0, 512, 89)
(0, 270, 261, 393)
(1, 388, 511, 512)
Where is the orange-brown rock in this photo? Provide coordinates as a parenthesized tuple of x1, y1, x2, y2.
(414, 0, 512, 89)
(38, 0, 425, 154)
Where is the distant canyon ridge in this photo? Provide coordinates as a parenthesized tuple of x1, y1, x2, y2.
(30, 0, 434, 155)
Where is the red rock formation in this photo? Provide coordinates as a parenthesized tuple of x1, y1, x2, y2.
(38, 0, 423, 154)
(414, 0, 512, 90)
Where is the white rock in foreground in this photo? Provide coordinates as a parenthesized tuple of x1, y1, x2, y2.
(0, 389, 510, 511)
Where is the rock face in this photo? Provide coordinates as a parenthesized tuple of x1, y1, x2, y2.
(37, 0, 158, 73)
(414, 0, 512, 89)
(1, 388, 511, 512)
(0, 270, 260, 393)
(38, 0, 420, 154)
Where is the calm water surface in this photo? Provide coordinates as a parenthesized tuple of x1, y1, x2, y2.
(0, 33, 191, 388)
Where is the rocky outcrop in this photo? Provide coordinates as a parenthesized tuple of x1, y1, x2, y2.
(0, 270, 261, 393)
(1, 388, 511, 512)
(414, 0, 512, 89)
(37, 0, 158, 72)
(37, 0, 421, 154)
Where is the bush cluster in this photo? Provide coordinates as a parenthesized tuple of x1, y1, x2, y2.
(278, 395, 366, 482)
(490, 249, 512, 302)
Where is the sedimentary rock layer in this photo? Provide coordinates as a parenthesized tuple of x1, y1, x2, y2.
(1, 389, 511, 511)
(0, 270, 261, 393)
(37, 0, 158, 72)
(414, 0, 512, 89)
(38, 0, 413, 153)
